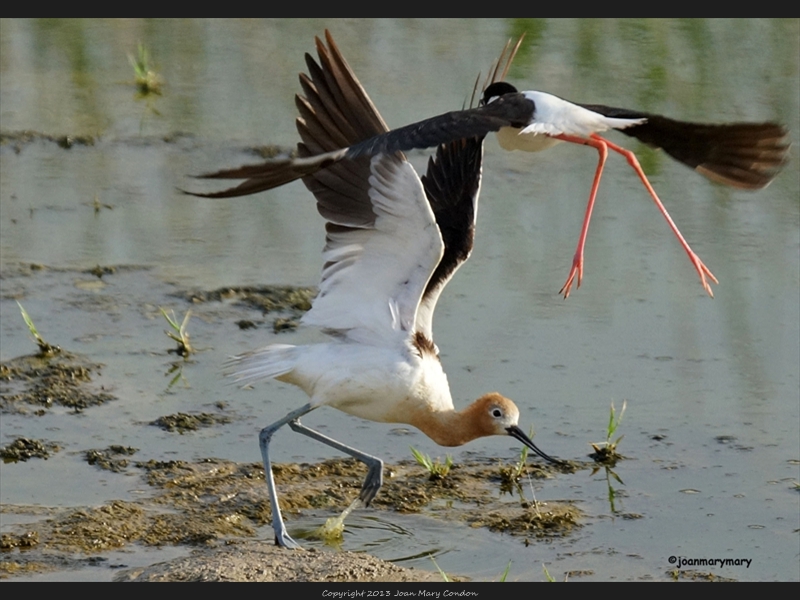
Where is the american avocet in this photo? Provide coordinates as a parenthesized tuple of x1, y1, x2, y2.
(193, 60, 789, 300)
(224, 33, 558, 549)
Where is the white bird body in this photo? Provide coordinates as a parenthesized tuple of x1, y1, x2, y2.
(496, 125, 562, 152)
(234, 332, 453, 429)
(495, 91, 646, 152)
(300, 347, 453, 431)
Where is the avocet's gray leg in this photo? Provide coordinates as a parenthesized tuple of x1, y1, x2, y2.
(259, 402, 315, 549)
(288, 419, 384, 505)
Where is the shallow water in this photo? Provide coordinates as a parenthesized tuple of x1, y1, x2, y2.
(1, 18, 798, 581)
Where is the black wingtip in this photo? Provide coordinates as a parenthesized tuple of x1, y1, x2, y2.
(178, 186, 236, 199)
(617, 117, 791, 189)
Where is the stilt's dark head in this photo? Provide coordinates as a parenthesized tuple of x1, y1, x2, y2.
(482, 81, 519, 106)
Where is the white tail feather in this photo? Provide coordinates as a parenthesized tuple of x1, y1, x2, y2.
(226, 344, 298, 385)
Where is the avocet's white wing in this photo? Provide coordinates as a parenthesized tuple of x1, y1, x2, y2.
(290, 32, 443, 343)
(307, 153, 443, 341)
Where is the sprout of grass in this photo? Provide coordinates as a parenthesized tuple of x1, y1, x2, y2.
(499, 426, 534, 489)
(127, 42, 163, 134)
(590, 400, 627, 463)
(16, 301, 60, 356)
(429, 554, 449, 582)
(128, 42, 163, 96)
(410, 446, 453, 480)
(160, 307, 193, 357)
(498, 560, 512, 582)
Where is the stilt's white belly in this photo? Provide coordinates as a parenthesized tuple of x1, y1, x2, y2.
(496, 126, 562, 153)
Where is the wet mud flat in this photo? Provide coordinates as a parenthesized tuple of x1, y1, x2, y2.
(1, 452, 580, 581)
(0, 264, 749, 582)
(0, 264, 583, 582)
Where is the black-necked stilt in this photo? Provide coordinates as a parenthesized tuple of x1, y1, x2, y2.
(192, 56, 789, 299)
(478, 81, 789, 297)
(226, 32, 558, 549)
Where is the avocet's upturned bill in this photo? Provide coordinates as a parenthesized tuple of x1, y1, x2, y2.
(190, 67, 789, 299)
(224, 32, 560, 550)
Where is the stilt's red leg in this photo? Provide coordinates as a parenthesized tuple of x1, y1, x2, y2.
(592, 134, 718, 298)
(553, 133, 609, 299)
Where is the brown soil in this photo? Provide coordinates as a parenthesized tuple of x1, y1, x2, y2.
(1, 455, 581, 581)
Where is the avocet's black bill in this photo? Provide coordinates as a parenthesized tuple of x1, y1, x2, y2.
(507, 425, 562, 465)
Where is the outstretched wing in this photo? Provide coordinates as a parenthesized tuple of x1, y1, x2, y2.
(286, 31, 442, 342)
(187, 48, 533, 201)
(296, 31, 387, 227)
(579, 104, 790, 190)
(188, 95, 530, 199)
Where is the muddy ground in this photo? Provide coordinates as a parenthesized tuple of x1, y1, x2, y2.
(1, 275, 592, 582)
(1, 436, 582, 582)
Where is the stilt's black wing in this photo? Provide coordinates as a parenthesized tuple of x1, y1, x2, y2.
(580, 104, 790, 189)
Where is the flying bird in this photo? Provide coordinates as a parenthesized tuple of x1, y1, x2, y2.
(191, 49, 789, 299)
(225, 32, 560, 549)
